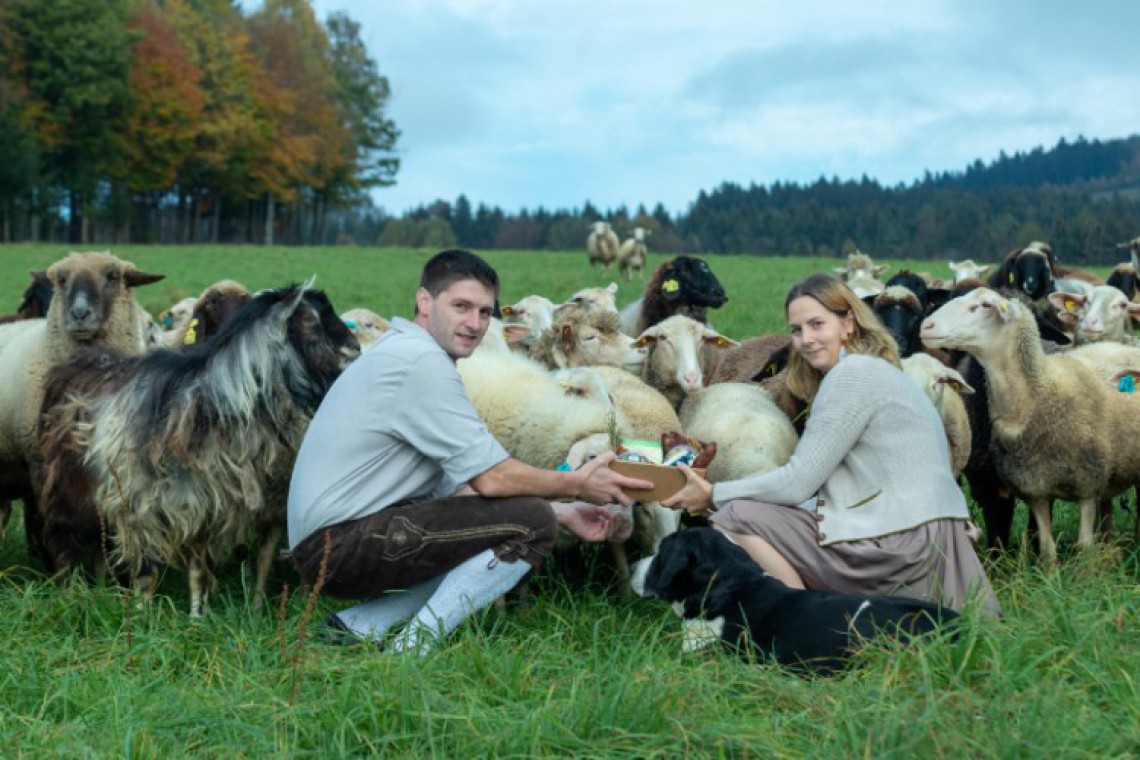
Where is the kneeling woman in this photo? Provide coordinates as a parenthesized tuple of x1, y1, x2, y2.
(664, 273, 1000, 616)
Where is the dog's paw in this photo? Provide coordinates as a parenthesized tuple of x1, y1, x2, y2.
(681, 617, 724, 653)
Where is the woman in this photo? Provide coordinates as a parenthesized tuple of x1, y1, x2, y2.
(664, 273, 1000, 616)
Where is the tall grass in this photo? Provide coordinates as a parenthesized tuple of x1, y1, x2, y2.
(0, 244, 1136, 757)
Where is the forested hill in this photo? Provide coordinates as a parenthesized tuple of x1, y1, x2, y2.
(682, 135, 1140, 263)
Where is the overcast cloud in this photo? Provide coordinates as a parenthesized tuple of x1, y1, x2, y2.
(307, 0, 1140, 215)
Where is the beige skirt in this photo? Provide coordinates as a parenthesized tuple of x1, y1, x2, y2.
(710, 499, 1001, 618)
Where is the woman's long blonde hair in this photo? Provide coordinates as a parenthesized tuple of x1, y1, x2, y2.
(784, 273, 900, 402)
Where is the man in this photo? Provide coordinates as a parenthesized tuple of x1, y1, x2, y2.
(288, 249, 650, 654)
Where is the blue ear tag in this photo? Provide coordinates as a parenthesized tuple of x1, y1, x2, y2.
(555, 461, 572, 471)
(1119, 374, 1135, 394)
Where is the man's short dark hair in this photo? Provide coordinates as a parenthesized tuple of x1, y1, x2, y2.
(419, 249, 500, 298)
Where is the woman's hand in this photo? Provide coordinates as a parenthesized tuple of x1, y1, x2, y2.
(661, 465, 715, 516)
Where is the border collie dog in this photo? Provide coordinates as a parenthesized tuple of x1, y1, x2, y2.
(632, 528, 959, 675)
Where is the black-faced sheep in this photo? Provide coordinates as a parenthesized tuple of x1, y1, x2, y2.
(587, 221, 620, 274)
(618, 227, 649, 281)
(0, 251, 164, 562)
(619, 256, 728, 337)
(921, 287, 1140, 563)
(39, 283, 359, 615)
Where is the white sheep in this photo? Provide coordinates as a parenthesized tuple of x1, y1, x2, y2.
(457, 350, 623, 470)
(528, 307, 645, 372)
(500, 295, 556, 348)
(340, 307, 390, 351)
(921, 286, 1140, 563)
(633, 314, 739, 409)
(586, 221, 620, 274)
(618, 228, 649, 281)
(1047, 286, 1140, 347)
(0, 252, 164, 557)
(948, 259, 991, 284)
(900, 353, 974, 477)
(563, 282, 619, 314)
(156, 297, 198, 347)
(834, 250, 888, 299)
(678, 382, 798, 484)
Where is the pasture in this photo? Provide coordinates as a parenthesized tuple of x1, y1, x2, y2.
(1, 244, 1138, 758)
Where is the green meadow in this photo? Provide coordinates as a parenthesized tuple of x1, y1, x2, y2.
(0, 244, 1137, 758)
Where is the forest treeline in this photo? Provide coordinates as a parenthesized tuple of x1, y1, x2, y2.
(379, 135, 1140, 265)
(0, 0, 397, 246)
(1, 0, 1138, 262)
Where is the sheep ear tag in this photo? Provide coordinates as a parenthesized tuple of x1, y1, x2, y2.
(995, 298, 1013, 322)
(183, 318, 199, 345)
(661, 278, 682, 301)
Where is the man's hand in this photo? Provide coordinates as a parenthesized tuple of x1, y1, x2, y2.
(552, 501, 616, 542)
(575, 451, 653, 506)
(661, 464, 715, 515)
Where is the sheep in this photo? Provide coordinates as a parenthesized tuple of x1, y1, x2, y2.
(1047, 285, 1140, 346)
(528, 307, 645, 372)
(0, 273, 53, 324)
(632, 315, 738, 409)
(38, 283, 359, 615)
(586, 221, 620, 274)
(900, 353, 974, 477)
(499, 295, 555, 348)
(618, 227, 649, 281)
(574, 365, 686, 559)
(988, 241, 1102, 305)
(619, 256, 728, 337)
(156, 297, 198, 346)
(834, 250, 888, 299)
(340, 307, 390, 351)
(0, 252, 164, 563)
(472, 317, 532, 356)
(677, 383, 798, 484)
(458, 350, 623, 471)
(563, 282, 619, 314)
(920, 286, 1140, 563)
(948, 259, 990, 284)
(705, 333, 807, 430)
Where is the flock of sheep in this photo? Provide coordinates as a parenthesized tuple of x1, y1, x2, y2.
(1, 236, 1138, 618)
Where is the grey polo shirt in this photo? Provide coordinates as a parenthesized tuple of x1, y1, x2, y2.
(287, 317, 509, 548)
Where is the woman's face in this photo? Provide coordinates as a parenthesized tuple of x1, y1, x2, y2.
(787, 295, 855, 373)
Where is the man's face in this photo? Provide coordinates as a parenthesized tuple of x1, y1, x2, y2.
(415, 278, 496, 360)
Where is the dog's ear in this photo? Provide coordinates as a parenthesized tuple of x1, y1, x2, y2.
(644, 539, 695, 600)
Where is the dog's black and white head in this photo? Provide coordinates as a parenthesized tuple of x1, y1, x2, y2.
(632, 527, 765, 620)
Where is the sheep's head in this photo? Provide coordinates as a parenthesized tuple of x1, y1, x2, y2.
(194, 280, 251, 341)
(552, 310, 642, 371)
(921, 287, 1017, 354)
(36, 251, 164, 342)
(948, 259, 990, 283)
(1003, 245, 1056, 301)
(275, 285, 360, 410)
(872, 285, 925, 357)
(340, 307, 390, 351)
(1049, 285, 1140, 343)
(658, 256, 727, 308)
(901, 353, 975, 412)
(500, 294, 555, 336)
(634, 315, 737, 395)
(17, 272, 53, 318)
(563, 282, 618, 314)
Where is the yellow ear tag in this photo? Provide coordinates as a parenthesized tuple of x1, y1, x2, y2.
(502, 328, 509, 342)
(1064, 299, 1075, 311)
(766, 361, 778, 376)
(184, 318, 199, 345)
(997, 301, 1008, 315)
(1008, 272, 1015, 284)
(662, 278, 680, 293)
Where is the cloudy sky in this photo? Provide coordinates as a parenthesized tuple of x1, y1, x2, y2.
(307, 0, 1140, 216)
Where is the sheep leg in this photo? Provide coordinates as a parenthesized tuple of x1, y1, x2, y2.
(134, 568, 156, 610)
(607, 542, 631, 598)
(251, 524, 282, 611)
(1028, 497, 1057, 566)
(188, 560, 207, 618)
(1077, 498, 1097, 550)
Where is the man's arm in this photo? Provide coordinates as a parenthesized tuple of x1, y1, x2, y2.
(469, 451, 652, 506)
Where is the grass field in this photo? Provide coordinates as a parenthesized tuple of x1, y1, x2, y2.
(1, 244, 1138, 758)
